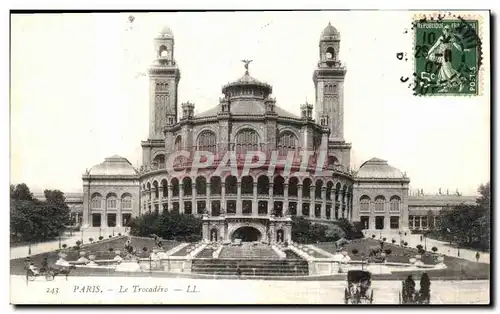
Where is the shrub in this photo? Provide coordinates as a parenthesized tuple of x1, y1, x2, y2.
(404, 242, 408, 247)
(118, 233, 122, 236)
(109, 248, 113, 252)
(73, 245, 79, 250)
(418, 248, 426, 255)
(416, 244, 423, 251)
(432, 246, 438, 253)
(371, 234, 376, 239)
(383, 237, 387, 242)
(109, 235, 112, 238)
(384, 248, 392, 255)
(89, 238, 94, 243)
(142, 247, 148, 252)
(76, 240, 81, 246)
(99, 236, 104, 241)
(62, 244, 67, 249)
(392, 239, 396, 244)
(352, 249, 359, 255)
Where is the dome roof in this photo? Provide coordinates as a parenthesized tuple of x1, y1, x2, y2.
(222, 72, 273, 94)
(88, 155, 138, 176)
(321, 22, 340, 40)
(157, 25, 174, 37)
(357, 157, 405, 179)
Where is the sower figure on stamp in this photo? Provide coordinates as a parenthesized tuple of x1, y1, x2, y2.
(426, 25, 469, 92)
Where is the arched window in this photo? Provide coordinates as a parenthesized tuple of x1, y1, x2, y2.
(197, 131, 217, 154)
(375, 195, 386, 212)
(235, 129, 259, 155)
(360, 195, 370, 212)
(328, 156, 339, 169)
(174, 136, 182, 151)
(159, 45, 168, 57)
(153, 154, 165, 166)
(91, 193, 102, 209)
(390, 195, 401, 212)
(326, 47, 335, 60)
(121, 193, 132, 209)
(106, 193, 117, 209)
(277, 131, 298, 156)
(153, 181, 159, 199)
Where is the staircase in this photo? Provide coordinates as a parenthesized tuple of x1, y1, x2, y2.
(218, 243, 279, 260)
(191, 258, 309, 277)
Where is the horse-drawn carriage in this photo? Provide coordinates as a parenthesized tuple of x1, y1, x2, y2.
(25, 260, 76, 282)
(344, 270, 374, 304)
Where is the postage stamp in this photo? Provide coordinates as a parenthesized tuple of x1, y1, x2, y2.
(413, 14, 483, 96)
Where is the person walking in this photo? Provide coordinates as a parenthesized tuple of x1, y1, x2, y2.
(476, 252, 480, 263)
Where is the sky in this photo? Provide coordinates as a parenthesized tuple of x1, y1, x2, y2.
(10, 11, 490, 196)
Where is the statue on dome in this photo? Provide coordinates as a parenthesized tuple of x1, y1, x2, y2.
(241, 59, 253, 74)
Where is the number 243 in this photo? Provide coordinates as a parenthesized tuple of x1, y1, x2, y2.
(46, 288, 59, 295)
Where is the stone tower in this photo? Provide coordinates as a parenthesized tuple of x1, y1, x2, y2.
(147, 25, 181, 140)
(313, 22, 347, 142)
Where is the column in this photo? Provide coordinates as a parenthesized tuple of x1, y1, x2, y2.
(321, 187, 327, 219)
(283, 183, 289, 216)
(202, 222, 209, 241)
(297, 184, 303, 216)
(103, 201, 108, 228)
(339, 192, 344, 218)
(192, 180, 197, 215)
(253, 182, 258, 216)
(384, 216, 390, 230)
(268, 177, 274, 215)
(206, 182, 211, 215)
(412, 215, 415, 229)
(419, 216, 423, 230)
(221, 183, 226, 213)
(117, 199, 122, 227)
(310, 186, 315, 218)
(236, 182, 242, 215)
(179, 184, 184, 214)
(167, 185, 173, 212)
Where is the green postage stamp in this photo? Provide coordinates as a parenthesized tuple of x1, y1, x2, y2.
(413, 15, 482, 96)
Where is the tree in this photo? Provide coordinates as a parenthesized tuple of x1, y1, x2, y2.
(431, 246, 438, 253)
(10, 184, 71, 243)
(476, 182, 491, 210)
(10, 183, 34, 201)
(435, 182, 490, 250)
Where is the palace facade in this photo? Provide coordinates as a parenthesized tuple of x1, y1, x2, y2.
(77, 23, 475, 243)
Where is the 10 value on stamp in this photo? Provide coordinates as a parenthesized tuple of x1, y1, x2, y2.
(413, 18, 481, 96)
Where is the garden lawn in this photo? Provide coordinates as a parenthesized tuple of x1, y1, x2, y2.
(316, 238, 490, 280)
(10, 236, 179, 275)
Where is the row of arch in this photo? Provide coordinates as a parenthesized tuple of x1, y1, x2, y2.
(150, 152, 340, 169)
(90, 192, 133, 210)
(360, 195, 402, 212)
(155, 81, 169, 92)
(169, 128, 311, 156)
(141, 175, 352, 200)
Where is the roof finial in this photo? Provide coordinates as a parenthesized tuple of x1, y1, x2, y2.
(328, 21, 332, 26)
(241, 59, 253, 75)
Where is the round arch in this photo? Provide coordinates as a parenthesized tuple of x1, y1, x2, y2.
(228, 222, 267, 242)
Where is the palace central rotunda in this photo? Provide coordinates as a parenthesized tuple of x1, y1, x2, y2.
(82, 23, 410, 242)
